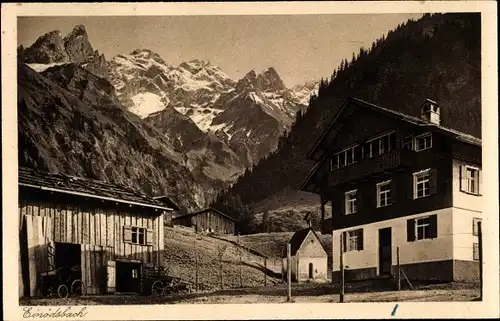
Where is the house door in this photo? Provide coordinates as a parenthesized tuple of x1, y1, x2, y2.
(378, 227, 392, 275)
(308, 263, 313, 279)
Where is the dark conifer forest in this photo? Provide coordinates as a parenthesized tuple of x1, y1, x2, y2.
(212, 13, 481, 234)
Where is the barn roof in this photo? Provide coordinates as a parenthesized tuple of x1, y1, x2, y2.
(286, 227, 326, 257)
(18, 166, 174, 211)
(172, 207, 236, 222)
(153, 195, 181, 211)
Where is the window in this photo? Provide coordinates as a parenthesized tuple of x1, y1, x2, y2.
(402, 135, 414, 150)
(363, 132, 395, 158)
(331, 145, 359, 170)
(132, 227, 146, 245)
(415, 133, 432, 151)
(123, 226, 153, 245)
(345, 190, 357, 215)
(132, 269, 139, 279)
(472, 218, 482, 236)
(413, 169, 431, 199)
(473, 243, 479, 261)
(377, 180, 391, 207)
(415, 217, 431, 240)
(343, 229, 363, 252)
(461, 165, 480, 195)
(407, 215, 438, 242)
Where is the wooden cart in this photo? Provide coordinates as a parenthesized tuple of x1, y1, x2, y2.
(141, 266, 191, 296)
(39, 265, 86, 298)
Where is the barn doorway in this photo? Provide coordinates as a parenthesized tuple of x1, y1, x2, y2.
(116, 262, 142, 293)
(55, 243, 82, 280)
(308, 263, 314, 279)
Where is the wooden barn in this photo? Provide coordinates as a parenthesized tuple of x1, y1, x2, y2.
(172, 208, 236, 235)
(18, 167, 175, 297)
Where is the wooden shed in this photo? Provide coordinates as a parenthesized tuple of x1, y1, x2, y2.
(172, 208, 236, 235)
(18, 167, 175, 297)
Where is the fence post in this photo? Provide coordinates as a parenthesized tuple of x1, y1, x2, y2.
(478, 221, 483, 301)
(282, 250, 285, 283)
(238, 233, 242, 288)
(264, 257, 267, 286)
(340, 233, 345, 303)
(287, 243, 291, 302)
(194, 231, 198, 291)
(397, 246, 401, 291)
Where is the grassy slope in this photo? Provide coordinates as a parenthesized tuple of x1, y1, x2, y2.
(163, 227, 283, 290)
(223, 232, 333, 274)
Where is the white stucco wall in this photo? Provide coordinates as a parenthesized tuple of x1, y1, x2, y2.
(452, 207, 482, 261)
(450, 158, 482, 262)
(332, 208, 454, 274)
(295, 256, 328, 281)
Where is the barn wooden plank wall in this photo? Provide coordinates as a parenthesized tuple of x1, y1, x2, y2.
(81, 244, 111, 295)
(175, 210, 235, 235)
(19, 193, 165, 296)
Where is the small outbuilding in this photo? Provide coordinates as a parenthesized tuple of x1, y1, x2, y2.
(172, 207, 236, 235)
(282, 225, 328, 282)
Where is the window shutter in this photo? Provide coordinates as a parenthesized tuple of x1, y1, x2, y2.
(123, 226, 132, 243)
(341, 192, 346, 215)
(390, 180, 397, 204)
(408, 174, 415, 200)
(357, 229, 364, 251)
(459, 165, 467, 192)
(428, 215, 438, 238)
(356, 189, 362, 213)
(407, 219, 415, 242)
(146, 228, 154, 245)
(342, 232, 347, 253)
(429, 169, 438, 195)
(477, 169, 482, 195)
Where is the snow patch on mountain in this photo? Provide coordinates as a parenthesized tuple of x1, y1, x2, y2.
(130, 92, 167, 118)
(26, 62, 69, 73)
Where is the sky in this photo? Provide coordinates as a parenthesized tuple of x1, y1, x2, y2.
(18, 14, 423, 87)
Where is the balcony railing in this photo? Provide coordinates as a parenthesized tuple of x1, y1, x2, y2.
(327, 149, 414, 187)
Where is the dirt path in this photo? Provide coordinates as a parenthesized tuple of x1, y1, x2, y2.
(20, 286, 479, 305)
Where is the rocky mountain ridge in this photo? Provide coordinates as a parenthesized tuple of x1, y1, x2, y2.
(20, 24, 108, 78)
(18, 24, 318, 210)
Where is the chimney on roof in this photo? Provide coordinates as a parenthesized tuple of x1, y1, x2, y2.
(420, 99, 440, 125)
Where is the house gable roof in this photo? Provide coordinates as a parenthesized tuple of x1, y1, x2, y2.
(301, 97, 482, 192)
(172, 207, 236, 222)
(18, 166, 174, 211)
(306, 97, 481, 162)
(286, 227, 326, 257)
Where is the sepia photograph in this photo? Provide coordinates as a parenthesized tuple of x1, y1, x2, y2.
(2, 1, 498, 320)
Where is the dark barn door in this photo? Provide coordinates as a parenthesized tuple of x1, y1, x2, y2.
(116, 262, 142, 293)
(308, 263, 313, 279)
(378, 227, 392, 276)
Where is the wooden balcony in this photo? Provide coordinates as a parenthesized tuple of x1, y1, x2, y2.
(327, 149, 414, 187)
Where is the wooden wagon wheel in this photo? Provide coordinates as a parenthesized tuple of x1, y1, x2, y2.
(70, 279, 86, 296)
(57, 284, 69, 298)
(151, 280, 164, 296)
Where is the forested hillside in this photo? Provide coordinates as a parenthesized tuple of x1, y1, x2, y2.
(212, 13, 481, 234)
